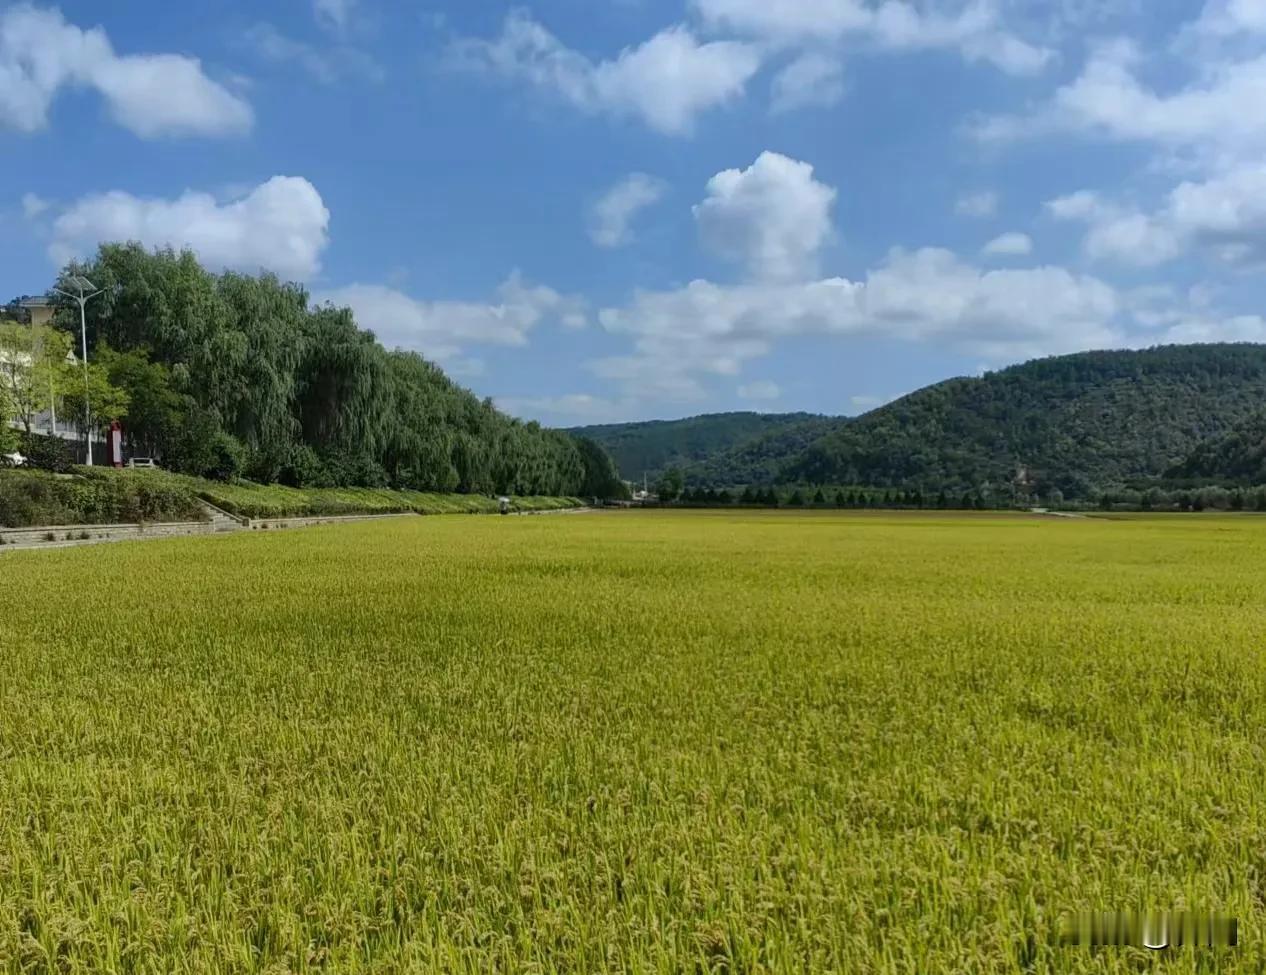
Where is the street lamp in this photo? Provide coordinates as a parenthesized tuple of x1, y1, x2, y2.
(52, 275, 103, 466)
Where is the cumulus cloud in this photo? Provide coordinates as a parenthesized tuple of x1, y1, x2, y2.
(691, 0, 1053, 75)
(974, 38, 1266, 160)
(771, 52, 847, 112)
(49, 177, 330, 280)
(588, 208, 1266, 405)
(955, 190, 998, 217)
(589, 173, 667, 248)
(737, 379, 782, 400)
(0, 3, 251, 137)
(982, 231, 1033, 256)
(694, 151, 838, 281)
(316, 272, 587, 362)
(593, 248, 1127, 402)
(450, 12, 761, 135)
(1048, 162, 1266, 266)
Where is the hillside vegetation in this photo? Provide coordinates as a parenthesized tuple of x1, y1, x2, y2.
(1167, 411, 1266, 485)
(569, 412, 823, 481)
(0, 467, 580, 528)
(668, 345, 1266, 499)
(9, 244, 623, 499)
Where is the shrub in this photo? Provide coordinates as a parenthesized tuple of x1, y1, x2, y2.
(19, 432, 76, 473)
(203, 432, 246, 482)
(0, 468, 203, 527)
(279, 444, 332, 488)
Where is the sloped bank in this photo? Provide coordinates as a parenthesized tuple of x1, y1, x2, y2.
(0, 467, 583, 542)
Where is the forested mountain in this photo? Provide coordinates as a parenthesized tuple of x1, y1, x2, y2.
(1168, 412, 1266, 485)
(686, 416, 842, 487)
(568, 412, 825, 481)
(743, 345, 1266, 498)
(17, 243, 624, 497)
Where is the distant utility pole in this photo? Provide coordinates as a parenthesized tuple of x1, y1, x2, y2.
(51, 275, 103, 465)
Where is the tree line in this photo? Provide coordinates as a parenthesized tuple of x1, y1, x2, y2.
(2, 243, 626, 499)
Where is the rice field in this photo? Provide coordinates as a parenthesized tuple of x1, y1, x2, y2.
(1, 510, 1263, 972)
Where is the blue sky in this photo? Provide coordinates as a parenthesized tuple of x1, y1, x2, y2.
(4, 0, 1266, 425)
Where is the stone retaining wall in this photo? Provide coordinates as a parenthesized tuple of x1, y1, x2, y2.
(0, 520, 231, 551)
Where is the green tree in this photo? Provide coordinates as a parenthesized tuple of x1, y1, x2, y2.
(788, 489, 806, 506)
(0, 322, 75, 434)
(813, 488, 826, 505)
(59, 360, 130, 439)
(95, 345, 185, 458)
(656, 467, 684, 502)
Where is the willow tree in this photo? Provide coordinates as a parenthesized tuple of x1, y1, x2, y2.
(0, 322, 75, 434)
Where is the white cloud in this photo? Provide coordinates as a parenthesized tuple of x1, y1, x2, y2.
(691, 0, 1053, 75)
(974, 39, 1266, 161)
(450, 12, 762, 135)
(1193, 0, 1266, 37)
(496, 393, 633, 424)
(595, 248, 1125, 401)
(694, 151, 838, 281)
(1048, 162, 1266, 266)
(955, 190, 998, 217)
(982, 231, 1033, 256)
(316, 272, 586, 362)
(737, 379, 781, 400)
(241, 23, 384, 84)
(771, 52, 846, 112)
(21, 192, 48, 219)
(49, 176, 329, 280)
(589, 173, 667, 248)
(0, 4, 251, 137)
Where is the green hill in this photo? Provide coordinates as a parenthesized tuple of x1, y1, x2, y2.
(776, 345, 1266, 498)
(1167, 411, 1266, 485)
(568, 412, 825, 482)
(686, 415, 843, 487)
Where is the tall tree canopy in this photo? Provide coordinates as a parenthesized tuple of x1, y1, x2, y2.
(33, 243, 622, 495)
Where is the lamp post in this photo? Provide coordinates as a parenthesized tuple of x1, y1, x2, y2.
(52, 276, 103, 466)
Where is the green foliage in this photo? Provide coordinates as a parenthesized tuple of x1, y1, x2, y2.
(0, 468, 205, 527)
(1168, 411, 1266, 484)
(57, 359, 130, 436)
(652, 346, 1266, 499)
(573, 436, 630, 500)
(0, 321, 76, 433)
(95, 344, 184, 457)
(17, 432, 75, 473)
(569, 412, 826, 482)
(40, 244, 612, 498)
(0, 465, 583, 527)
(685, 416, 841, 487)
(190, 478, 580, 520)
(656, 466, 684, 502)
